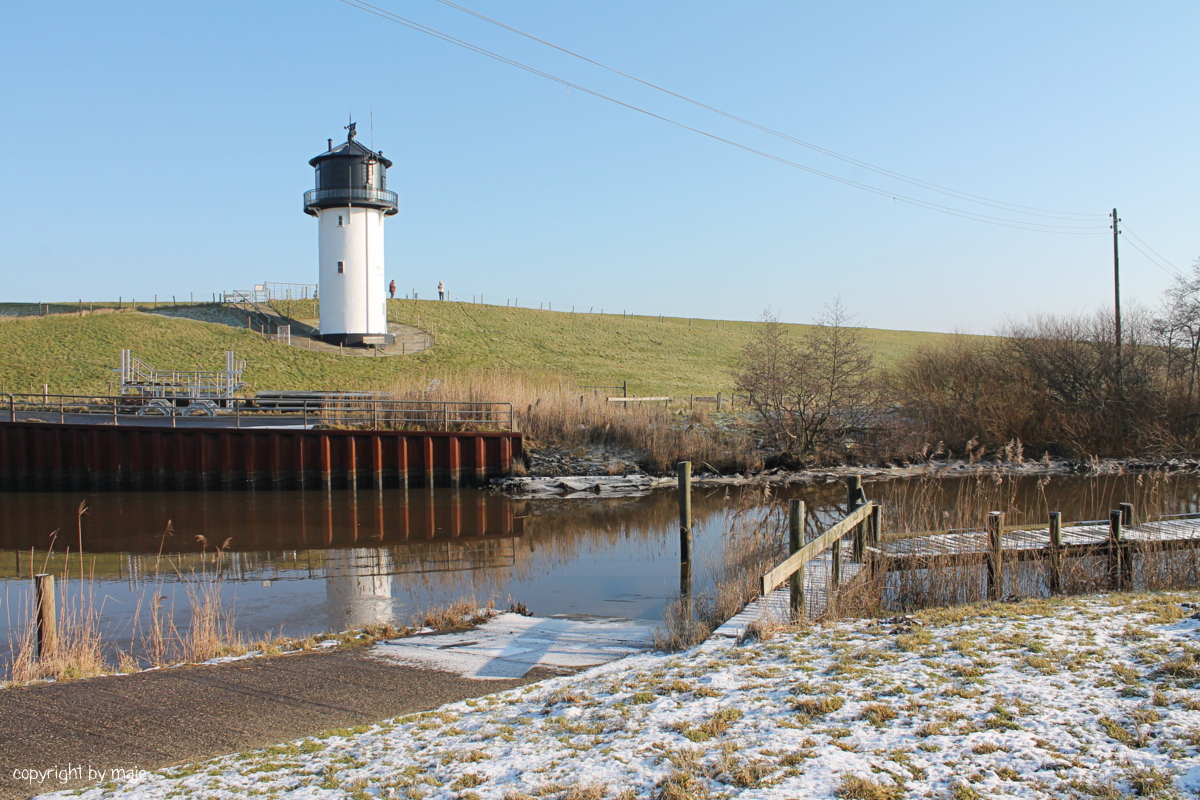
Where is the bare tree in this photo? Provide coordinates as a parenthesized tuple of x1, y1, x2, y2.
(1153, 258, 1200, 411)
(733, 300, 876, 461)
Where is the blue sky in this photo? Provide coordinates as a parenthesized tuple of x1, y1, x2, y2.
(2, 1, 1196, 332)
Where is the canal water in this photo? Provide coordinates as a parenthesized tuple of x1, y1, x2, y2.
(2, 472, 1198, 666)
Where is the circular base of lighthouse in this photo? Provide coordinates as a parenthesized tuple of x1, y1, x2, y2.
(319, 332, 396, 348)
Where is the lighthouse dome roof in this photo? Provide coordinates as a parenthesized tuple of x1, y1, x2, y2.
(309, 138, 393, 169)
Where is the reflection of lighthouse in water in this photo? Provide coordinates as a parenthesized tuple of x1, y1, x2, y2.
(325, 548, 395, 630)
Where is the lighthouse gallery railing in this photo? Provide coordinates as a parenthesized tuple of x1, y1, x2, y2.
(303, 188, 398, 208)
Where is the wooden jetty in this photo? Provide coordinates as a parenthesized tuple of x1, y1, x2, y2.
(715, 477, 1200, 638)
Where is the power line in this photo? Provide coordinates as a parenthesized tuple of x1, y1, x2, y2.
(1121, 232, 1184, 281)
(340, 0, 1107, 234)
(1122, 222, 1183, 275)
(430, 0, 1108, 222)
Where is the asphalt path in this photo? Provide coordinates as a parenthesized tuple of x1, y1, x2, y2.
(0, 649, 552, 800)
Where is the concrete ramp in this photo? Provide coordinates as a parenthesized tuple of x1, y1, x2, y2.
(367, 613, 656, 679)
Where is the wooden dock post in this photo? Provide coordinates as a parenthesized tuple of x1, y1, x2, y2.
(677, 461, 692, 562)
(1120, 502, 1134, 527)
(867, 503, 882, 578)
(789, 499, 806, 618)
(1109, 509, 1129, 590)
(849, 476, 867, 561)
(35, 574, 56, 661)
(834, 476, 865, 604)
(1048, 511, 1063, 594)
(678, 461, 692, 596)
(986, 511, 1005, 600)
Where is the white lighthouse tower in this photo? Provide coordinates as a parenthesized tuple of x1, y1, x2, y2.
(304, 122, 397, 346)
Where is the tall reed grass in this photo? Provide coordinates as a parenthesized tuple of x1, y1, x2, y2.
(374, 371, 760, 474)
(2, 509, 500, 685)
(654, 487, 787, 650)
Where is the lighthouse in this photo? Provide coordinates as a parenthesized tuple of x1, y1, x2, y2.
(304, 122, 397, 346)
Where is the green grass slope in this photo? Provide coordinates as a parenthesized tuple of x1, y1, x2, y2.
(0, 300, 971, 398)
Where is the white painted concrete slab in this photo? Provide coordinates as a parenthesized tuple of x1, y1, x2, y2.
(367, 613, 656, 680)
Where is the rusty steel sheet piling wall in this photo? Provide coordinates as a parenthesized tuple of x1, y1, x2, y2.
(0, 422, 522, 491)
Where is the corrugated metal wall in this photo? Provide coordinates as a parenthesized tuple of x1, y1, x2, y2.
(0, 422, 522, 491)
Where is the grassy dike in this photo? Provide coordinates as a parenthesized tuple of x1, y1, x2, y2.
(0, 300, 965, 398)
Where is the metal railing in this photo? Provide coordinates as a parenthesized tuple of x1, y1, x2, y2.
(2, 393, 514, 431)
(117, 349, 246, 400)
(303, 187, 398, 209)
(263, 282, 318, 301)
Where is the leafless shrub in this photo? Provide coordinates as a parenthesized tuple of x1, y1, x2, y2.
(733, 301, 877, 464)
(888, 307, 1191, 457)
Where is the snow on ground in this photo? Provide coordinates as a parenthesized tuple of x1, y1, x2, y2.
(40, 592, 1200, 799)
(367, 614, 656, 679)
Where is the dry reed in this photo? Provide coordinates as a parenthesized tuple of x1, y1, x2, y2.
(370, 371, 760, 474)
(654, 487, 787, 650)
(3, 513, 503, 685)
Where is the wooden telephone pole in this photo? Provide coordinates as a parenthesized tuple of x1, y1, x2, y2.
(1112, 208, 1122, 393)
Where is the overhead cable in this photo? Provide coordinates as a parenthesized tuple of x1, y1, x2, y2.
(340, 0, 1106, 234)
(1122, 223, 1184, 275)
(430, 0, 1107, 222)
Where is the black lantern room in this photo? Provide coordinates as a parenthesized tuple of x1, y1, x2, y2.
(303, 123, 399, 217)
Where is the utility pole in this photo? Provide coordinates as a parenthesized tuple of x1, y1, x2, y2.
(1111, 208, 1122, 394)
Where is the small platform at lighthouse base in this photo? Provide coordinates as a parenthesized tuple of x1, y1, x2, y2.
(319, 332, 396, 347)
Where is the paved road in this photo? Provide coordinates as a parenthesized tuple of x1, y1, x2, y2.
(0, 650, 551, 800)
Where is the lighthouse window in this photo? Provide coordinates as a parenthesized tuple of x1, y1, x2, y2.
(337, 261, 344, 274)
(337, 215, 343, 227)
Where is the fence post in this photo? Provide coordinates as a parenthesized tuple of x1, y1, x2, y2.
(987, 511, 1005, 600)
(1108, 510, 1127, 590)
(1119, 502, 1134, 527)
(716, 391, 723, 411)
(35, 574, 56, 661)
(1048, 511, 1063, 594)
(789, 499, 806, 619)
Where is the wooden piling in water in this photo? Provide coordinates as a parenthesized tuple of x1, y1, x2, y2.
(789, 499, 806, 618)
(676, 460, 696, 597)
(987, 511, 1005, 600)
(35, 574, 56, 661)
